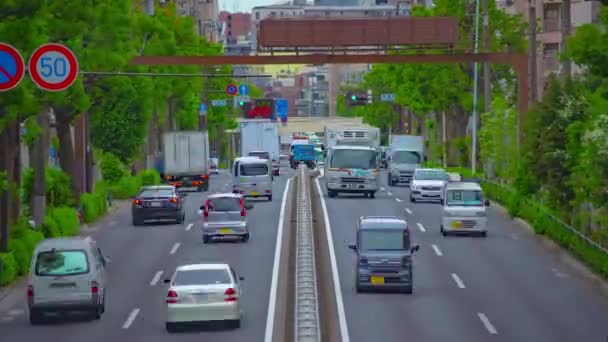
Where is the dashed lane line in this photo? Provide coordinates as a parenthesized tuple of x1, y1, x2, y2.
(122, 308, 140, 329)
(150, 271, 163, 286)
(395, 198, 403, 203)
(431, 244, 443, 256)
(185, 223, 193, 231)
(387, 192, 393, 196)
(170, 242, 180, 255)
(451, 273, 465, 288)
(416, 223, 426, 232)
(477, 313, 498, 334)
(405, 208, 412, 214)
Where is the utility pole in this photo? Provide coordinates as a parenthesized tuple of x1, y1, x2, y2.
(529, 0, 538, 104)
(560, 0, 572, 78)
(199, 69, 209, 130)
(471, 0, 481, 175)
(32, 108, 51, 228)
(482, 0, 490, 113)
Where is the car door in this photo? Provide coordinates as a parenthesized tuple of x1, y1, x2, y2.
(230, 267, 243, 296)
(95, 247, 107, 297)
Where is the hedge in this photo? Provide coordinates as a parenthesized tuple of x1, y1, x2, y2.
(0, 253, 17, 286)
(480, 179, 608, 278)
(80, 185, 109, 223)
(109, 169, 161, 199)
(21, 167, 74, 209)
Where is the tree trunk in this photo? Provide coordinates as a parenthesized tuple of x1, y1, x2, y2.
(32, 108, 51, 228)
(0, 122, 9, 252)
(55, 109, 81, 202)
(8, 120, 20, 225)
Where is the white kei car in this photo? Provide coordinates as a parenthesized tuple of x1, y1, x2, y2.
(164, 263, 244, 331)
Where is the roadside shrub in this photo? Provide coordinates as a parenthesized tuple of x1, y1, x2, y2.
(80, 193, 100, 223)
(0, 253, 17, 286)
(139, 169, 161, 186)
(7, 238, 28, 275)
(110, 175, 142, 199)
(50, 207, 80, 236)
(42, 214, 61, 238)
(46, 167, 74, 207)
(100, 153, 126, 183)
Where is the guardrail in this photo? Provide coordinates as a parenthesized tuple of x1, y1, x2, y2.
(294, 165, 321, 341)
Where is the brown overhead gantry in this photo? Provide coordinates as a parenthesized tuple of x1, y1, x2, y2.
(130, 16, 528, 144)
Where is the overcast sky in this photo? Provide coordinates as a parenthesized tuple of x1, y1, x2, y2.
(220, 0, 281, 12)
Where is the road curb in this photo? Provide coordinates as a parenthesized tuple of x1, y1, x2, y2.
(490, 200, 608, 297)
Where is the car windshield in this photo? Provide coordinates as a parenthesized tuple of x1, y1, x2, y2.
(174, 269, 232, 286)
(330, 149, 377, 169)
(249, 152, 269, 160)
(415, 170, 449, 181)
(240, 163, 268, 176)
(207, 197, 241, 211)
(35, 250, 89, 276)
(360, 230, 410, 251)
(139, 189, 173, 198)
(446, 190, 484, 206)
(391, 150, 421, 164)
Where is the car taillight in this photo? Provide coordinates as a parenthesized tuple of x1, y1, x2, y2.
(167, 290, 178, 303)
(27, 285, 34, 297)
(133, 199, 141, 205)
(201, 174, 208, 179)
(241, 207, 246, 217)
(224, 288, 237, 302)
(91, 281, 99, 294)
(203, 199, 210, 217)
(169, 197, 178, 204)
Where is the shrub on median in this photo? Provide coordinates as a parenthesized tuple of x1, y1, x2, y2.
(109, 169, 161, 199)
(139, 169, 161, 186)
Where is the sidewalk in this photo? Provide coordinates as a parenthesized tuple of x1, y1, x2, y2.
(0, 200, 130, 312)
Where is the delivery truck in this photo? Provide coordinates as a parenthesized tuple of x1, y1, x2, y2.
(162, 131, 210, 192)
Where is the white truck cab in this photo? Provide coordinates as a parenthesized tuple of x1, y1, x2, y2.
(440, 181, 489, 237)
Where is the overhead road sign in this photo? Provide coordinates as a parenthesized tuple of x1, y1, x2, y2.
(238, 83, 249, 96)
(29, 43, 79, 92)
(381, 93, 396, 102)
(0, 43, 25, 92)
(276, 99, 288, 123)
(226, 83, 237, 96)
(212, 99, 227, 107)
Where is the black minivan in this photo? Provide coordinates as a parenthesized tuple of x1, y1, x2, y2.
(348, 216, 419, 294)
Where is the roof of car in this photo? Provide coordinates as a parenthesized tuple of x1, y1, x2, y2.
(415, 168, 446, 172)
(359, 216, 407, 228)
(445, 182, 482, 190)
(35, 237, 92, 251)
(207, 192, 242, 199)
(239, 157, 269, 164)
(332, 145, 376, 151)
(176, 263, 230, 271)
(142, 185, 175, 190)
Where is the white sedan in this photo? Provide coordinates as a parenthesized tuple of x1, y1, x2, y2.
(164, 263, 243, 332)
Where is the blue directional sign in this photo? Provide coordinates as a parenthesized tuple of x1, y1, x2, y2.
(238, 83, 249, 96)
(380, 93, 396, 102)
(199, 103, 207, 116)
(49, 146, 57, 158)
(212, 99, 227, 107)
(276, 99, 288, 122)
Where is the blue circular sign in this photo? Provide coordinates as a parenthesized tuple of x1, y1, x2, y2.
(0, 43, 25, 92)
(226, 83, 237, 96)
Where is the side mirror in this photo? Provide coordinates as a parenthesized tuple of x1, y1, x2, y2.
(484, 200, 490, 206)
(348, 244, 357, 251)
(411, 245, 420, 253)
(104, 256, 111, 265)
(163, 279, 171, 284)
(245, 203, 254, 210)
(440, 199, 444, 205)
(239, 276, 245, 281)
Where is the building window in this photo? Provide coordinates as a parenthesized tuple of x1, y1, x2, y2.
(271, 11, 276, 16)
(543, 43, 559, 72)
(255, 12, 260, 20)
(543, 4, 560, 32)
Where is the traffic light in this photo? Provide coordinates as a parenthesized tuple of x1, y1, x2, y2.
(346, 91, 368, 106)
(238, 100, 245, 106)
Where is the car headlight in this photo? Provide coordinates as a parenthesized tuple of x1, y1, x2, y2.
(476, 211, 486, 217)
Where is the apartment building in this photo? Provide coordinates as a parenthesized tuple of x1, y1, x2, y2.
(173, 0, 220, 42)
(499, 0, 601, 97)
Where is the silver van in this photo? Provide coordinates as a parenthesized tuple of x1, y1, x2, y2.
(232, 157, 273, 201)
(440, 181, 489, 237)
(27, 237, 110, 324)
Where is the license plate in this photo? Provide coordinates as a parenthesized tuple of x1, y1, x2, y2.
(193, 294, 207, 302)
(251, 191, 258, 196)
(452, 221, 463, 229)
(150, 202, 162, 207)
(220, 228, 231, 234)
(370, 276, 384, 285)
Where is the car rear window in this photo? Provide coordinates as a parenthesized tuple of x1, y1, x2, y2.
(174, 269, 232, 286)
(35, 250, 89, 276)
(208, 197, 241, 211)
(139, 189, 174, 198)
(249, 152, 269, 159)
(240, 163, 268, 176)
(360, 230, 410, 251)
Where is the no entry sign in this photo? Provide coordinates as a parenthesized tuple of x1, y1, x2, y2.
(29, 43, 79, 92)
(0, 43, 25, 92)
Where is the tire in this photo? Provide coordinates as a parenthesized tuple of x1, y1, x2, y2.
(101, 293, 106, 313)
(203, 235, 211, 244)
(132, 217, 141, 226)
(480, 231, 488, 238)
(369, 192, 376, 199)
(242, 233, 250, 242)
(166, 322, 179, 332)
(176, 214, 184, 224)
(328, 191, 336, 198)
(403, 285, 413, 294)
(93, 307, 102, 320)
(29, 310, 43, 325)
(231, 319, 241, 329)
(440, 225, 447, 236)
(410, 195, 416, 203)
(268, 195, 272, 201)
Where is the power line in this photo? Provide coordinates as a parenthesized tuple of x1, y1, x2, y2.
(79, 71, 271, 78)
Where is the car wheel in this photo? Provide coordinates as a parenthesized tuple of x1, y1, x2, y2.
(231, 319, 241, 329)
(166, 322, 179, 332)
(203, 235, 210, 244)
(101, 293, 106, 314)
(242, 233, 250, 243)
(268, 195, 272, 201)
(29, 310, 44, 325)
(387, 174, 393, 186)
(410, 195, 416, 203)
(328, 191, 336, 198)
(93, 307, 102, 320)
(403, 285, 413, 294)
(369, 192, 376, 199)
(132, 217, 141, 226)
(440, 225, 447, 236)
(480, 231, 488, 238)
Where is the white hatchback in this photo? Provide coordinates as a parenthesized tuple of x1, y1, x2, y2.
(164, 263, 244, 332)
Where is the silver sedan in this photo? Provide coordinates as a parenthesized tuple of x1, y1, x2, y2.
(164, 263, 244, 332)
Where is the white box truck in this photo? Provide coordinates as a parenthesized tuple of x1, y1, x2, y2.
(387, 134, 425, 186)
(163, 131, 210, 192)
(239, 120, 280, 161)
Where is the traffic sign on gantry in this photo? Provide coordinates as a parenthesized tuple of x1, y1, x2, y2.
(0, 43, 26, 92)
(238, 83, 249, 96)
(29, 43, 79, 92)
(226, 83, 237, 96)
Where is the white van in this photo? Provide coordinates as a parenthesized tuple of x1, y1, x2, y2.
(440, 181, 489, 237)
(27, 237, 109, 324)
(232, 157, 273, 201)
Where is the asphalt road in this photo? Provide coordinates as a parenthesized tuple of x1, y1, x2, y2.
(0, 168, 294, 342)
(319, 170, 608, 342)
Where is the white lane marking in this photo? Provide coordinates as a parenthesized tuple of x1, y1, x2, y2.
(84, 236, 92, 243)
(451, 273, 465, 288)
(264, 177, 293, 342)
(551, 268, 569, 278)
(477, 313, 498, 334)
(380, 187, 385, 191)
(395, 198, 403, 203)
(387, 191, 393, 196)
(122, 308, 140, 329)
(431, 244, 443, 256)
(170, 243, 180, 255)
(150, 271, 163, 286)
(7, 309, 24, 316)
(416, 223, 426, 232)
(185, 223, 193, 231)
(320, 168, 325, 176)
(405, 208, 412, 214)
(315, 177, 350, 342)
